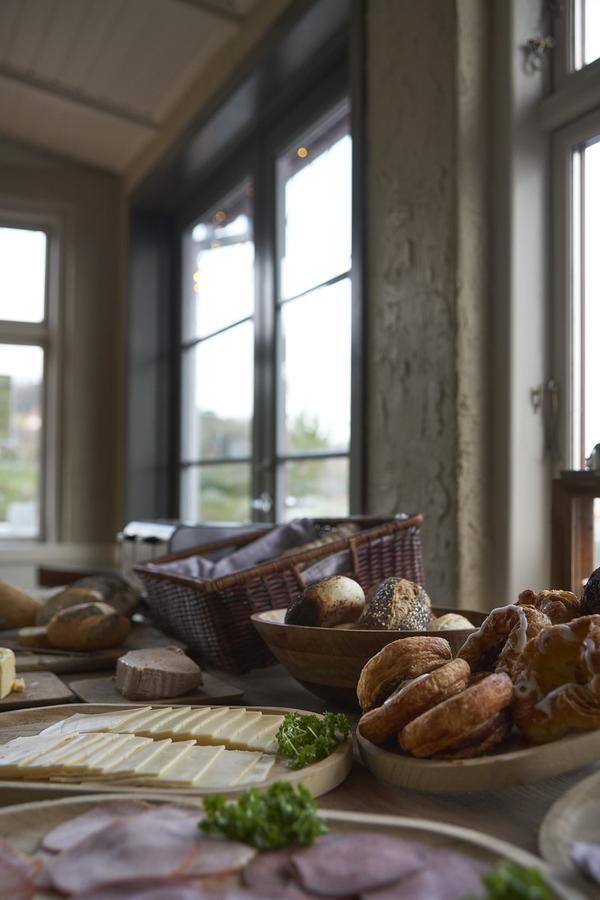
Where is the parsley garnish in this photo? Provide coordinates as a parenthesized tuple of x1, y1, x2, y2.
(200, 781, 327, 850)
(477, 860, 554, 899)
(276, 712, 350, 770)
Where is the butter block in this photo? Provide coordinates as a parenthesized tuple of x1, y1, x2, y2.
(0, 648, 21, 698)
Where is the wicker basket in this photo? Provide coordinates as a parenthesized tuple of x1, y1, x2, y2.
(134, 515, 424, 673)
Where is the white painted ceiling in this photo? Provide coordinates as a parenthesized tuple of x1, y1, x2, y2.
(0, 0, 257, 173)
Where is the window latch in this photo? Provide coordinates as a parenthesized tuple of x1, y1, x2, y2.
(250, 492, 273, 513)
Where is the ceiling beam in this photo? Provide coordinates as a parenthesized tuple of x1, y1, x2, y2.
(172, 0, 245, 25)
(0, 62, 159, 132)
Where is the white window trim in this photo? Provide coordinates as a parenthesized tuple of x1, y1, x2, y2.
(0, 206, 62, 544)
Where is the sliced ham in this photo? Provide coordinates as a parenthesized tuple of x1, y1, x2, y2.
(75, 883, 285, 899)
(242, 847, 295, 891)
(361, 849, 486, 899)
(49, 806, 254, 895)
(42, 800, 151, 852)
(0, 838, 41, 899)
(291, 832, 425, 897)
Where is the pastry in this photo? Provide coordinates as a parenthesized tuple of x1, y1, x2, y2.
(433, 709, 513, 760)
(46, 602, 131, 651)
(431, 613, 475, 631)
(398, 672, 514, 758)
(517, 588, 581, 624)
(356, 636, 452, 712)
(457, 604, 551, 676)
(355, 578, 432, 631)
(513, 614, 600, 743)
(284, 576, 365, 627)
(581, 567, 600, 616)
(358, 658, 471, 744)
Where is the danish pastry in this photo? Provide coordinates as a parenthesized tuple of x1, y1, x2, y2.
(356, 636, 452, 712)
(513, 614, 600, 743)
(433, 709, 513, 760)
(355, 578, 432, 631)
(358, 658, 471, 744)
(582, 567, 600, 616)
(457, 604, 550, 676)
(398, 672, 514, 758)
(517, 588, 581, 624)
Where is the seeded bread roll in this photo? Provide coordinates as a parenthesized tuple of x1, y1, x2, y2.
(356, 577, 432, 631)
(285, 576, 365, 627)
(46, 602, 131, 651)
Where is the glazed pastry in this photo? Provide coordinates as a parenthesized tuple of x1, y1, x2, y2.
(398, 672, 514, 758)
(513, 614, 600, 743)
(356, 636, 452, 712)
(355, 578, 432, 631)
(581, 568, 600, 616)
(433, 709, 513, 760)
(431, 613, 475, 631)
(284, 576, 365, 627)
(457, 604, 551, 676)
(358, 659, 471, 745)
(517, 588, 581, 624)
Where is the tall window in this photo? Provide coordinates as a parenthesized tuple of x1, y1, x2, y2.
(179, 101, 354, 523)
(0, 225, 48, 538)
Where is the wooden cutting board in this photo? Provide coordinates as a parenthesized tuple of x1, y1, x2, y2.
(68, 672, 244, 706)
(0, 672, 73, 711)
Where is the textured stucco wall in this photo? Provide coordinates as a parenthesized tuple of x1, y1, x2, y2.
(365, 0, 460, 606)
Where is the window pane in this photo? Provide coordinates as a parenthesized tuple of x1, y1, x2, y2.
(279, 279, 351, 454)
(278, 112, 351, 299)
(584, 0, 600, 65)
(0, 345, 43, 537)
(182, 321, 254, 461)
(181, 463, 251, 523)
(281, 457, 349, 520)
(183, 183, 253, 340)
(0, 228, 46, 322)
(595, 498, 600, 567)
(583, 140, 600, 460)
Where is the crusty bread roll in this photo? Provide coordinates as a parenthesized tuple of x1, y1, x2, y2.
(356, 577, 432, 631)
(0, 580, 42, 628)
(46, 602, 131, 651)
(431, 613, 475, 631)
(285, 576, 365, 627)
(38, 574, 138, 625)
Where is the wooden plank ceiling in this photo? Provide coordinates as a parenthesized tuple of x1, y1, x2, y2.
(0, 0, 256, 172)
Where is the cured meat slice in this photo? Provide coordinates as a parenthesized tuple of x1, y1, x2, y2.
(74, 881, 283, 899)
(0, 837, 41, 900)
(42, 800, 151, 852)
(291, 832, 425, 897)
(361, 849, 487, 899)
(49, 806, 255, 894)
(242, 847, 295, 891)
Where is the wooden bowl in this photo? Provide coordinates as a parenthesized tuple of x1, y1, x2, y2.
(251, 607, 486, 709)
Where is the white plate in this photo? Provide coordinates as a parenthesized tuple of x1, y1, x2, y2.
(540, 768, 600, 885)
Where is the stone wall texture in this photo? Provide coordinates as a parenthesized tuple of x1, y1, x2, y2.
(365, 0, 460, 606)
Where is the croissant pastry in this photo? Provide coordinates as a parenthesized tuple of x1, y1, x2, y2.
(517, 588, 581, 624)
(457, 604, 550, 677)
(513, 615, 600, 743)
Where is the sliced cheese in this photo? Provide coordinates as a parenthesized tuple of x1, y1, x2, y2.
(194, 749, 262, 788)
(41, 708, 149, 738)
(54, 733, 113, 766)
(120, 740, 196, 784)
(21, 734, 103, 778)
(235, 715, 283, 750)
(169, 707, 217, 739)
(251, 721, 284, 754)
(100, 738, 172, 779)
(218, 711, 262, 748)
(139, 707, 190, 737)
(152, 745, 225, 787)
(208, 709, 248, 741)
(242, 754, 276, 785)
(114, 707, 173, 734)
(187, 708, 233, 742)
(0, 735, 77, 777)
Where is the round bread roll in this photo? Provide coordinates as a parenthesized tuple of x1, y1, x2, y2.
(284, 576, 365, 627)
(432, 613, 475, 631)
(46, 602, 131, 651)
(355, 577, 432, 631)
(38, 574, 138, 625)
(356, 635, 452, 712)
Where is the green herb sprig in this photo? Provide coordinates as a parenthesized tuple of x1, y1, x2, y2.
(200, 781, 327, 850)
(276, 712, 350, 770)
(478, 860, 554, 900)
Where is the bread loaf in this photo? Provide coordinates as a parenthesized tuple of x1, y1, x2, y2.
(285, 576, 365, 627)
(46, 602, 130, 651)
(356, 578, 432, 631)
(431, 613, 475, 631)
(0, 580, 42, 628)
(17, 626, 51, 649)
(115, 647, 203, 700)
(38, 574, 138, 625)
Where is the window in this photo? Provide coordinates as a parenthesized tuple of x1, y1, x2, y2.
(0, 224, 49, 538)
(179, 100, 355, 523)
(574, 0, 600, 68)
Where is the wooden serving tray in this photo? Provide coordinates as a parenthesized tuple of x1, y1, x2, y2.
(0, 795, 580, 900)
(68, 673, 243, 706)
(356, 728, 600, 794)
(539, 769, 600, 881)
(0, 703, 352, 804)
(0, 672, 73, 711)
